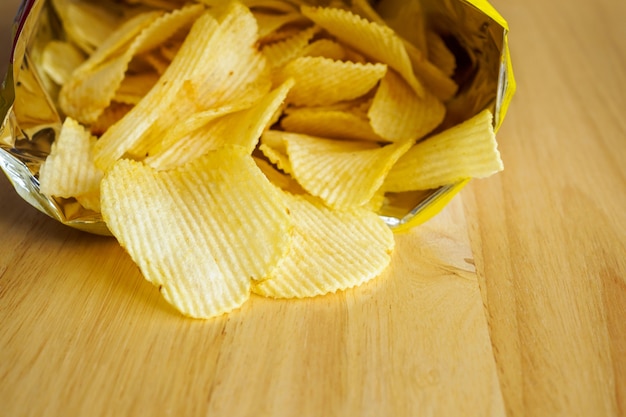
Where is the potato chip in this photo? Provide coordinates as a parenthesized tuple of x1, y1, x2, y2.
(254, 156, 304, 194)
(368, 69, 445, 142)
(41, 41, 85, 86)
(284, 131, 412, 209)
(100, 146, 293, 319)
(262, 26, 318, 68)
(274, 56, 387, 106)
(281, 108, 384, 142)
(60, 5, 204, 124)
(39, 118, 103, 199)
(300, 39, 346, 61)
(94, 3, 271, 170)
(253, 193, 394, 299)
(301, 5, 424, 97)
(145, 79, 293, 170)
(51, 0, 131, 54)
(384, 109, 503, 192)
(75, 191, 102, 213)
(142, 105, 244, 158)
(259, 144, 293, 175)
(253, 12, 308, 39)
(259, 130, 293, 174)
(66, 9, 163, 75)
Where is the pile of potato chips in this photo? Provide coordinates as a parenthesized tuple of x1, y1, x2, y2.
(37, 0, 503, 319)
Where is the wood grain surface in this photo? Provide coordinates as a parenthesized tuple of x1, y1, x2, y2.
(1, 0, 625, 416)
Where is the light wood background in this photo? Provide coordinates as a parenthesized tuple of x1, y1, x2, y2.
(1, 0, 625, 416)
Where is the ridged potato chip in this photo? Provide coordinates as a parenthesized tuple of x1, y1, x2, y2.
(274, 56, 387, 106)
(262, 26, 317, 68)
(39, 117, 103, 199)
(94, 3, 270, 170)
(145, 79, 294, 170)
(41, 41, 85, 86)
(254, 157, 305, 194)
(368, 69, 445, 142)
(259, 130, 293, 174)
(254, 12, 308, 39)
(301, 39, 347, 61)
(284, 131, 412, 209)
(100, 146, 292, 319)
(60, 5, 203, 124)
(253, 193, 394, 299)
(51, 0, 130, 54)
(301, 5, 424, 97)
(385, 109, 503, 192)
(281, 108, 384, 142)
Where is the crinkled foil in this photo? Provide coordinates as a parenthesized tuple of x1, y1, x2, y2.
(0, 0, 514, 236)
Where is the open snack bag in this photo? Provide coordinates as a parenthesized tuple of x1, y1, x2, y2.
(0, 0, 515, 318)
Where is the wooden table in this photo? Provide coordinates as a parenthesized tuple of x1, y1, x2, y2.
(1, 0, 624, 416)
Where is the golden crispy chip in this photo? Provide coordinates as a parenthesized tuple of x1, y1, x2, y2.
(41, 41, 85, 86)
(146, 79, 293, 170)
(262, 26, 317, 68)
(51, 0, 131, 54)
(142, 105, 243, 161)
(301, 38, 346, 60)
(301, 5, 424, 97)
(75, 191, 101, 213)
(259, 144, 293, 175)
(384, 109, 503, 192)
(253, 193, 394, 299)
(281, 108, 384, 142)
(60, 5, 203, 124)
(368, 69, 445, 142)
(259, 130, 293, 174)
(364, 186, 387, 212)
(274, 56, 386, 106)
(100, 146, 292, 319)
(254, 11, 308, 39)
(68, 10, 163, 74)
(39, 118, 103, 198)
(254, 157, 305, 194)
(284, 131, 412, 209)
(94, 3, 271, 170)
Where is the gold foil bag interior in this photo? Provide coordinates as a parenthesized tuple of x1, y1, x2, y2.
(0, 0, 514, 236)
